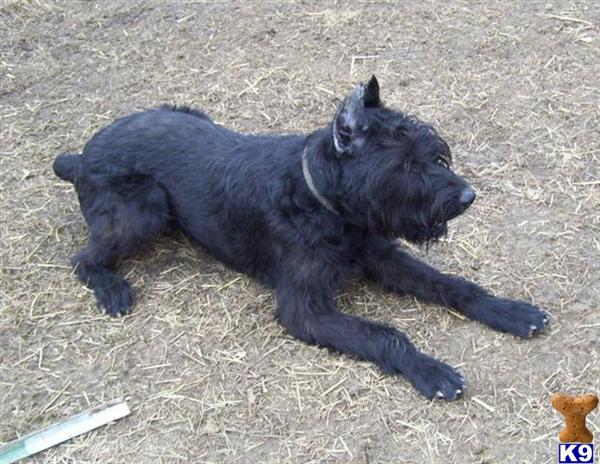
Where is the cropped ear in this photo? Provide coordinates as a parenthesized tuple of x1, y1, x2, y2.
(332, 106, 354, 154)
(332, 76, 382, 154)
(363, 75, 380, 108)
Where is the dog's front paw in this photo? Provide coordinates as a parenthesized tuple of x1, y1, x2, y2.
(468, 296, 549, 338)
(404, 353, 465, 400)
(93, 274, 133, 317)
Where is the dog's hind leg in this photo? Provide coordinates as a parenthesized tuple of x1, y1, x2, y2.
(71, 175, 169, 316)
(275, 259, 465, 400)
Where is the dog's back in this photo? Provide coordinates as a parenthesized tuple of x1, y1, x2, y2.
(52, 108, 211, 184)
(52, 106, 307, 289)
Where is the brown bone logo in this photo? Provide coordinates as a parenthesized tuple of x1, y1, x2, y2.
(551, 394, 598, 443)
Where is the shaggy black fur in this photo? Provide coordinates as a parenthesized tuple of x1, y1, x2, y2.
(53, 77, 549, 400)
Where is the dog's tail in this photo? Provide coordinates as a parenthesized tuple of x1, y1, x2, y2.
(53, 153, 81, 183)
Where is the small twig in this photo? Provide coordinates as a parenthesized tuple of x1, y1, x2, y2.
(472, 396, 496, 413)
(35, 381, 72, 420)
(543, 14, 594, 27)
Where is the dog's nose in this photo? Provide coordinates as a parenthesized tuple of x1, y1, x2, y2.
(459, 187, 476, 209)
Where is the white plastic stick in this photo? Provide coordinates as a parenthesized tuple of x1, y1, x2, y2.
(0, 399, 130, 464)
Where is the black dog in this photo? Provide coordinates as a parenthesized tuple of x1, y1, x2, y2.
(53, 76, 549, 400)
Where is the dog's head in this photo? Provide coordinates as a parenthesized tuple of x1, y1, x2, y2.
(329, 76, 475, 244)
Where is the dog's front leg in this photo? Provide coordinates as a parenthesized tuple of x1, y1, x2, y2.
(363, 235, 549, 337)
(275, 266, 465, 400)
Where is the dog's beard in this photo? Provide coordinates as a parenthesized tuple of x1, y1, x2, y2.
(419, 198, 462, 245)
(375, 207, 448, 242)
(428, 222, 448, 241)
(424, 222, 448, 251)
(404, 221, 448, 247)
(372, 199, 452, 245)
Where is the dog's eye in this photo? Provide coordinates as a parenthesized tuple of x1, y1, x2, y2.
(435, 156, 450, 168)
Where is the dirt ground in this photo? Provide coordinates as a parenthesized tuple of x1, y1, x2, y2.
(1, 1, 599, 463)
